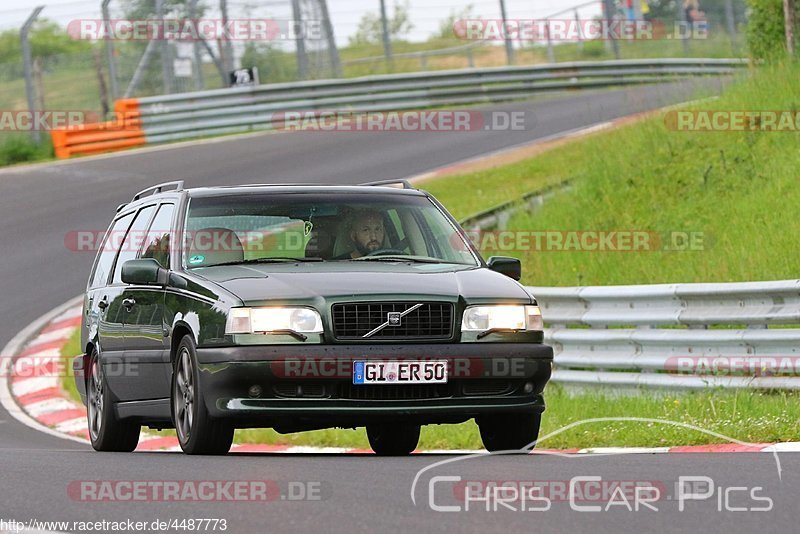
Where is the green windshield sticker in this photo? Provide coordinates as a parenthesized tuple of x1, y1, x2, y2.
(189, 255, 205, 264)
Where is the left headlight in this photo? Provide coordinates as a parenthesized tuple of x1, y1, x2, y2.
(226, 307, 323, 334)
(461, 305, 543, 332)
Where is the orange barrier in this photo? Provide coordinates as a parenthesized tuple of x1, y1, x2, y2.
(50, 99, 145, 159)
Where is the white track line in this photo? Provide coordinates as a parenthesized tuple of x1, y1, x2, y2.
(11, 377, 59, 397)
(0, 295, 88, 444)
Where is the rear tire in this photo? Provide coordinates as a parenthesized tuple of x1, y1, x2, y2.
(86, 348, 140, 452)
(172, 336, 233, 455)
(478, 413, 541, 453)
(366, 423, 420, 456)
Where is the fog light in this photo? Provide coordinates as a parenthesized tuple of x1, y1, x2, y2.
(248, 385, 262, 398)
(523, 382, 534, 394)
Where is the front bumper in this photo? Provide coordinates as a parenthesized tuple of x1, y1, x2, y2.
(196, 343, 553, 427)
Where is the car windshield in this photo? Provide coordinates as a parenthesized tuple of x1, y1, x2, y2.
(183, 191, 479, 268)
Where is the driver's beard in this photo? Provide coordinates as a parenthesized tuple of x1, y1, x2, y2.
(356, 240, 380, 256)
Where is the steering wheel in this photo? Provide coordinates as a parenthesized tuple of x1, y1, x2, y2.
(366, 248, 407, 257)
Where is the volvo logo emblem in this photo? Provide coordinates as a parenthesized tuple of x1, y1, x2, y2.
(362, 303, 424, 338)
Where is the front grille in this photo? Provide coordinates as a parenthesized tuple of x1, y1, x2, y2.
(338, 383, 451, 400)
(331, 302, 453, 340)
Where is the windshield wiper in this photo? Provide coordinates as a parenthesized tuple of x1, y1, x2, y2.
(205, 257, 324, 267)
(350, 256, 446, 264)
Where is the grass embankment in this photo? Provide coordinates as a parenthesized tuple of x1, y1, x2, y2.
(425, 61, 800, 286)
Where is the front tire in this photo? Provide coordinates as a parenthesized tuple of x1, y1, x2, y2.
(478, 413, 541, 453)
(366, 423, 420, 456)
(172, 336, 233, 455)
(86, 348, 140, 452)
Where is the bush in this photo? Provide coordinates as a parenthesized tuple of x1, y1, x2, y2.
(746, 0, 790, 60)
(0, 135, 52, 166)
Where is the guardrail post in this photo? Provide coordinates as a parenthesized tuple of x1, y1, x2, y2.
(20, 5, 44, 144)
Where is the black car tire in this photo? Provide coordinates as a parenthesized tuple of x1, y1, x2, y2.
(366, 423, 420, 456)
(477, 413, 541, 453)
(86, 348, 140, 452)
(172, 336, 234, 455)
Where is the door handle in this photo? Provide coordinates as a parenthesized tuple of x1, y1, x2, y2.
(122, 298, 136, 310)
(97, 297, 108, 310)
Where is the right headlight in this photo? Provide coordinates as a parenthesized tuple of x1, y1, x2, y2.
(461, 305, 543, 332)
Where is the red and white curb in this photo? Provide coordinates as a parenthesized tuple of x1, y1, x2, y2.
(3, 297, 800, 455)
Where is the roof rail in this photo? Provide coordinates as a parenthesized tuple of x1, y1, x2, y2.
(359, 179, 414, 189)
(132, 180, 184, 202)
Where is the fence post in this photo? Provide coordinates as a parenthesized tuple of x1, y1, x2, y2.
(156, 0, 174, 93)
(291, 0, 308, 79)
(189, 0, 205, 90)
(21, 6, 44, 144)
(318, 0, 342, 77)
(101, 0, 119, 100)
(498, 0, 515, 65)
(379, 0, 393, 69)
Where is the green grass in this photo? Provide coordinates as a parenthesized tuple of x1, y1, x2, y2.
(60, 327, 82, 404)
(426, 61, 800, 286)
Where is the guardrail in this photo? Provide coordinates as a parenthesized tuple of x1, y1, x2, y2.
(50, 58, 747, 159)
(525, 280, 800, 390)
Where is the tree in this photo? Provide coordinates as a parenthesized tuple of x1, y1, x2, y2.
(435, 4, 476, 41)
(0, 19, 93, 66)
(349, 1, 414, 46)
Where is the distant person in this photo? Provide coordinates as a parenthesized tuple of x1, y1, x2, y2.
(335, 210, 385, 259)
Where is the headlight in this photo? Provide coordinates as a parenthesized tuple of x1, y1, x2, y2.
(226, 307, 323, 334)
(462, 305, 543, 332)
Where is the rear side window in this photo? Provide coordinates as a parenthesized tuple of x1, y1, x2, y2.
(89, 213, 134, 289)
(141, 203, 175, 268)
(112, 205, 156, 284)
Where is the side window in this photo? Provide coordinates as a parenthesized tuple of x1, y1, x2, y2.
(140, 203, 175, 268)
(112, 205, 156, 284)
(90, 213, 134, 289)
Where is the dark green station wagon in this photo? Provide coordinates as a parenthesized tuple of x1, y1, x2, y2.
(74, 180, 552, 455)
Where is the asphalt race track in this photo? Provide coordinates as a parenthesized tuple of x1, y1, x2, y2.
(4, 79, 794, 533)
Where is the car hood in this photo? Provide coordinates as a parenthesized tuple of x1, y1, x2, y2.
(192, 262, 533, 305)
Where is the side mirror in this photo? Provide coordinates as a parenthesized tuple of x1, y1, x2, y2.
(486, 256, 522, 281)
(121, 258, 168, 286)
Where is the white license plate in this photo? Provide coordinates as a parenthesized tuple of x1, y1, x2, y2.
(353, 360, 448, 385)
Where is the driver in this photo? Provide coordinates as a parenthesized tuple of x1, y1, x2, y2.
(335, 209, 385, 259)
